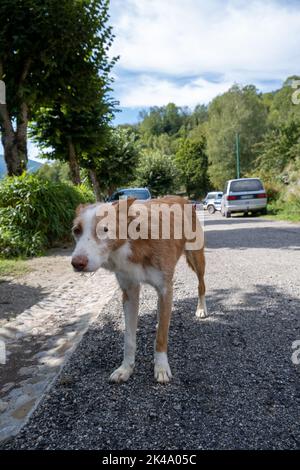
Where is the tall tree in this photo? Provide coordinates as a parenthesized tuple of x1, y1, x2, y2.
(135, 151, 178, 197)
(0, 0, 115, 176)
(85, 127, 140, 199)
(175, 133, 209, 198)
(206, 84, 268, 188)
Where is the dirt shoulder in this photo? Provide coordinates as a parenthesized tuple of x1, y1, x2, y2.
(0, 246, 117, 442)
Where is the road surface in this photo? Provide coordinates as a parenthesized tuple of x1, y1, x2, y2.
(1, 213, 300, 449)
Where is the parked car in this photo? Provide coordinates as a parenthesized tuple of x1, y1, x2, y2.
(203, 191, 223, 214)
(221, 178, 267, 218)
(107, 187, 151, 202)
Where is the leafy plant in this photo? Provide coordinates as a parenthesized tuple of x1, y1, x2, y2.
(0, 173, 94, 257)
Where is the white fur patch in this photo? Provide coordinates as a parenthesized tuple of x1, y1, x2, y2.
(154, 351, 172, 384)
(111, 242, 164, 292)
(196, 295, 208, 318)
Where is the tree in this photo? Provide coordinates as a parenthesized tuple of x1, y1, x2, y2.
(36, 161, 71, 183)
(139, 103, 187, 138)
(206, 84, 268, 188)
(253, 118, 300, 185)
(87, 127, 140, 199)
(175, 134, 209, 198)
(135, 151, 178, 197)
(267, 76, 300, 127)
(0, 0, 116, 176)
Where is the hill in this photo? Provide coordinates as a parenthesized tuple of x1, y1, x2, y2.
(0, 154, 43, 177)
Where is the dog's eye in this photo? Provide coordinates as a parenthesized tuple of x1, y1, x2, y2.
(73, 226, 82, 237)
(103, 226, 108, 233)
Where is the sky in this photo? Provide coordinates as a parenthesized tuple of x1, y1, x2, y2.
(2, 0, 300, 158)
(110, 0, 300, 125)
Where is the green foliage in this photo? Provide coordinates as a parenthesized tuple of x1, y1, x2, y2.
(206, 84, 268, 188)
(139, 103, 188, 137)
(253, 118, 300, 185)
(36, 161, 71, 183)
(0, 258, 29, 280)
(0, 174, 94, 258)
(175, 134, 209, 198)
(135, 152, 178, 197)
(267, 76, 300, 127)
(90, 127, 140, 194)
(0, 0, 117, 177)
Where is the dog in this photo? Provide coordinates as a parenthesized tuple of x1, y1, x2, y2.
(71, 196, 207, 384)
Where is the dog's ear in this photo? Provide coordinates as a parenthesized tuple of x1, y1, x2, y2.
(75, 203, 89, 216)
(126, 197, 136, 209)
(112, 197, 136, 211)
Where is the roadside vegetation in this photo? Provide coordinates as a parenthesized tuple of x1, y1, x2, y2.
(0, 258, 29, 281)
(0, 174, 94, 258)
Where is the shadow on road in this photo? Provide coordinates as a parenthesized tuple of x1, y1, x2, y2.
(0, 280, 47, 322)
(205, 224, 300, 250)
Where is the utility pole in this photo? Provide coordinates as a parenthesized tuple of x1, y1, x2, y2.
(236, 132, 240, 179)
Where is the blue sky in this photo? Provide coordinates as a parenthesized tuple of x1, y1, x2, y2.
(2, 0, 300, 158)
(110, 0, 300, 125)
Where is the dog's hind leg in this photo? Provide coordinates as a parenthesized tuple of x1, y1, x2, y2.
(154, 283, 173, 384)
(109, 280, 140, 383)
(185, 247, 208, 318)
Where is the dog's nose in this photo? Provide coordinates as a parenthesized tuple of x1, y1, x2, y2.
(71, 255, 88, 271)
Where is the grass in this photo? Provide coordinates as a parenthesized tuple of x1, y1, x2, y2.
(0, 258, 30, 281)
(264, 202, 300, 223)
(264, 212, 300, 223)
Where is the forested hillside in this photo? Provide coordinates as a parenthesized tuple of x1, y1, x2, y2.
(122, 77, 299, 219)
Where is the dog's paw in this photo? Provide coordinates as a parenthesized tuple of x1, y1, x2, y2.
(109, 364, 133, 383)
(195, 306, 207, 318)
(154, 352, 172, 384)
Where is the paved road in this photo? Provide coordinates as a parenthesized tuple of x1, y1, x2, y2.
(2, 214, 300, 449)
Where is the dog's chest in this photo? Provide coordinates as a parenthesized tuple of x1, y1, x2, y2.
(107, 243, 164, 292)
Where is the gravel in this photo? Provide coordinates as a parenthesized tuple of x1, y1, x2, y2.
(2, 214, 300, 450)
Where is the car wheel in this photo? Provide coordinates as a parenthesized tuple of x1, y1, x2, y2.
(261, 208, 267, 215)
(207, 205, 215, 214)
(225, 210, 231, 218)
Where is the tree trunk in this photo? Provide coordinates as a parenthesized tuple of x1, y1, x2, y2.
(68, 140, 81, 185)
(16, 102, 29, 169)
(89, 170, 102, 201)
(0, 104, 25, 176)
(0, 59, 31, 176)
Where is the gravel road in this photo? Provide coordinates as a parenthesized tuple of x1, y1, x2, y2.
(2, 214, 300, 450)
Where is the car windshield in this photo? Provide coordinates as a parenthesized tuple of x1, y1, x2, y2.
(207, 193, 222, 200)
(117, 189, 150, 200)
(230, 180, 263, 192)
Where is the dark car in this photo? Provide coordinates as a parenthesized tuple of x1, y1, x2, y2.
(107, 187, 151, 202)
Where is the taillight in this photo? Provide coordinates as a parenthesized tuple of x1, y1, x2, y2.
(257, 193, 267, 198)
(227, 195, 237, 201)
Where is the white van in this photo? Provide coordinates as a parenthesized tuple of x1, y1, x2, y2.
(221, 178, 267, 218)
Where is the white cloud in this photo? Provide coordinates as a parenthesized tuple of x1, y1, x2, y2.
(109, 0, 300, 108)
(117, 75, 233, 107)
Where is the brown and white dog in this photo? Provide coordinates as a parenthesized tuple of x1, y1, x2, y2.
(71, 196, 207, 384)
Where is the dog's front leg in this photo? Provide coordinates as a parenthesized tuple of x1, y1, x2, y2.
(109, 282, 140, 383)
(154, 283, 173, 384)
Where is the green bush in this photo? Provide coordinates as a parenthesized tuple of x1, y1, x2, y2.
(135, 151, 178, 197)
(0, 173, 95, 258)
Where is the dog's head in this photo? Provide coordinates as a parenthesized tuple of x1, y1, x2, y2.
(71, 199, 136, 272)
